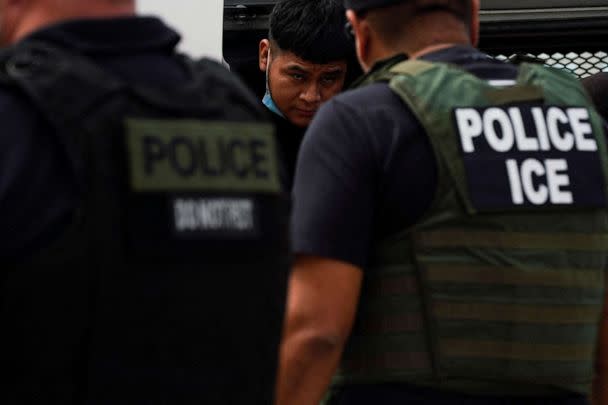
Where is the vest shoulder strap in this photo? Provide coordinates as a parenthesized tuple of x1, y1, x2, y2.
(2, 41, 125, 130)
(389, 59, 435, 76)
(387, 59, 545, 105)
(1, 41, 268, 130)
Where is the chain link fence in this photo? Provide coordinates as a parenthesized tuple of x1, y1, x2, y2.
(495, 51, 608, 78)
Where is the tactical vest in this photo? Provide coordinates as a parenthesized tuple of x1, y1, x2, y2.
(333, 60, 608, 397)
(0, 41, 289, 404)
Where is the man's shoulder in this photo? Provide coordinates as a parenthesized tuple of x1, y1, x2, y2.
(322, 82, 407, 120)
(0, 82, 43, 124)
(309, 81, 421, 147)
(307, 80, 424, 160)
(184, 57, 267, 119)
(582, 72, 608, 121)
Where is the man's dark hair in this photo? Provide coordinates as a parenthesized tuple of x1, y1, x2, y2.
(269, 0, 352, 64)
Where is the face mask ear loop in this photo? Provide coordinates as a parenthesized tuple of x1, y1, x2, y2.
(265, 47, 272, 92)
(262, 46, 285, 118)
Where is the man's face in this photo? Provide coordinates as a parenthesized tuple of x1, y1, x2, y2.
(259, 40, 347, 128)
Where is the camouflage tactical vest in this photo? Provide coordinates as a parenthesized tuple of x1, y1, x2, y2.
(333, 59, 608, 397)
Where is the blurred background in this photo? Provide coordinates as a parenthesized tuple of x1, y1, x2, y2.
(137, 0, 224, 60)
(135, 0, 608, 98)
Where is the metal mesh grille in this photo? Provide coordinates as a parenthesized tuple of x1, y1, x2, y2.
(495, 52, 608, 78)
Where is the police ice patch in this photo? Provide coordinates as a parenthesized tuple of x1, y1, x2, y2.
(453, 105, 607, 210)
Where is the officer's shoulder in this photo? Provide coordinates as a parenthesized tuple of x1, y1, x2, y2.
(187, 56, 267, 119)
(328, 82, 403, 113)
(0, 80, 41, 121)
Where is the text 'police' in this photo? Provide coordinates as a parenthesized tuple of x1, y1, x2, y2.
(143, 135, 271, 180)
(455, 106, 598, 206)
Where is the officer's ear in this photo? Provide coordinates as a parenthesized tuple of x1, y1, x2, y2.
(347, 10, 372, 72)
(259, 39, 270, 72)
(469, 0, 480, 47)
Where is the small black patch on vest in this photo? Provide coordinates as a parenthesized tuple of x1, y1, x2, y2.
(452, 105, 607, 210)
(123, 119, 279, 252)
(171, 196, 259, 239)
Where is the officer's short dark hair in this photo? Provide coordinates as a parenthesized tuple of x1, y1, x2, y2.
(366, 0, 471, 48)
(269, 0, 352, 64)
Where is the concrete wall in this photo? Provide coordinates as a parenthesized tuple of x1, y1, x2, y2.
(136, 0, 224, 61)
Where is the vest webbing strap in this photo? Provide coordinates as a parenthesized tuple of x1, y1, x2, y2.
(389, 59, 545, 104)
(433, 302, 601, 324)
(442, 340, 595, 362)
(417, 230, 608, 250)
(426, 264, 604, 288)
(389, 59, 435, 76)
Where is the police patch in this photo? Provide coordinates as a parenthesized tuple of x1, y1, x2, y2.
(124, 119, 280, 243)
(453, 105, 607, 210)
(126, 119, 280, 193)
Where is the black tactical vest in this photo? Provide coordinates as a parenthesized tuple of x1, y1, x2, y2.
(0, 41, 289, 404)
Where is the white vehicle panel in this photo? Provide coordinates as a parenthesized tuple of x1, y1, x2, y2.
(137, 0, 224, 61)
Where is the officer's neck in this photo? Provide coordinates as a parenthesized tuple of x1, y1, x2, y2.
(7, 0, 135, 45)
(409, 43, 467, 59)
(364, 17, 471, 70)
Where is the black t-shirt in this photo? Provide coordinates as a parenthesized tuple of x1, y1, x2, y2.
(292, 46, 522, 268)
(0, 17, 192, 259)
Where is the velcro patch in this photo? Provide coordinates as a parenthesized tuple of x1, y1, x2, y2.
(172, 197, 258, 238)
(126, 119, 280, 193)
(453, 105, 607, 210)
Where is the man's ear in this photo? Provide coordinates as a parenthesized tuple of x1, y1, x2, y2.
(347, 10, 371, 72)
(470, 0, 480, 47)
(259, 39, 270, 72)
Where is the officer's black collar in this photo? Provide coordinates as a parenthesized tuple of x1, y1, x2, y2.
(369, 53, 409, 74)
(19, 16, 181, 55)
(363, 44, 487, 75)
(351, 53, 408, 88)
(419, 44, 493, 65)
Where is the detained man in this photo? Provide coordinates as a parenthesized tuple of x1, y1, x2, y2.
(259, 0, 353, 189)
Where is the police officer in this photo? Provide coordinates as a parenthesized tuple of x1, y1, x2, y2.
(0, 0, 288, 403)
(276, 0, 608, 404)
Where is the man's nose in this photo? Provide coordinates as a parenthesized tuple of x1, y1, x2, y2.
(300, 82, 322, 104)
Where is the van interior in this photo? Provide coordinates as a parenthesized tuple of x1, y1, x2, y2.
(223, 0, 608, 98)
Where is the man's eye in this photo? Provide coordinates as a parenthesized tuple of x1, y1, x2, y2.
(291, 74, 305, 81)
(321, 76, 338, 85)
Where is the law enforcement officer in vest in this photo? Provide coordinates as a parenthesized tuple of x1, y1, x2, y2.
(276, 0, 608, 404)
(0, 0, 289, 403)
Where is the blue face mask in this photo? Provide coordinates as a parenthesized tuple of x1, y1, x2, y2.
(262, 91, 285, 118)
(262, 47, 285, 118)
